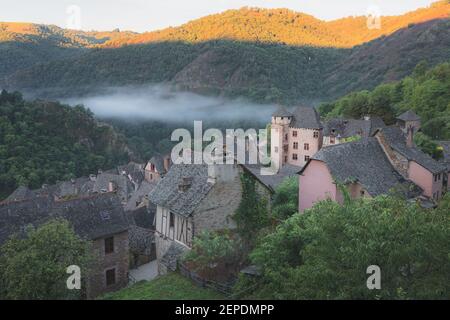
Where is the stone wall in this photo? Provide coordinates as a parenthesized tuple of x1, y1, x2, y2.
(375, 133, 409, 177)
(86, 231, 129, 299)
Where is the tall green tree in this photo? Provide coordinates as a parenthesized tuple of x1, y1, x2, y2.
(243, 195, 450, 299)
(0, 219, 91, 300)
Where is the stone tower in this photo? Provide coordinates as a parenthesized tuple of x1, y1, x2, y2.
(271, 106, 293, 172)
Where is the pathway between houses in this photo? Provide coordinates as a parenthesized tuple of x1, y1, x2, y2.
(129, 260, 158, 284)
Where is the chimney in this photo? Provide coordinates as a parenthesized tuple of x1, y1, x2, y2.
(98, 169, 103, 175)
(89, 174, 97, 182)
(108, 181, 117, 193)
(178, 177, 192, 192)
(406, 125, 414, 148)
(163, 156, 171, 172)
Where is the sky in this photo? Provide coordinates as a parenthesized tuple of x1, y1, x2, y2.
(0, 0, 438, 32)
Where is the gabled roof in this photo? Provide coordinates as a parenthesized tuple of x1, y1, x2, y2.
(397, 110, 420, 122)
(301, 138, 422, 198)
(324, 117, 386, 138)
(124, 180, 156, 211)
(272, 105, 292, 117)
(5, 186, 36, 202)
(148, 154, 166, 174)
(244, 163, 301, 190)
(0, 193, 129, 245)
(380, 126, 446, 174)
(290, 106, 323, 129)
(118, 162, 145, 184)
(93, 172, 134, 201)
(148, 164, 214, 216)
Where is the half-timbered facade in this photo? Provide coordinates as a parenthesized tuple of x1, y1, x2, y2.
(149, 162, 272, 274)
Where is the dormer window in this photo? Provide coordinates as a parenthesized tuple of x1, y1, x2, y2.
(313, 131, 319, 138)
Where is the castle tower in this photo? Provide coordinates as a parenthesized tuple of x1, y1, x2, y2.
(271, 106, 293, 171)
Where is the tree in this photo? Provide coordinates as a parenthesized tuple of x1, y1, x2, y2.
(272, 177, 298, 220)
(414, 132, 443, 160)
(0, 219, 91, 300)
(234, 172, 269, 246)
(243, 194, 450, 299)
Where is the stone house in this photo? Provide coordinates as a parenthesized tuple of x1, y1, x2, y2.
(270, 106, 323, 169)
(0, 193, 130, 299)
(148, 161, 272, 274)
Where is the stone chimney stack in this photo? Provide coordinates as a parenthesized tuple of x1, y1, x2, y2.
(406, 125, 414, 148)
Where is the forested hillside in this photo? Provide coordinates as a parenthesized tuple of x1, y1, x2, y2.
(103, 1, 450, 48)
(0, 2, 449, 103)
(319, 62, 450, 153)
(0, 90, 130, 199)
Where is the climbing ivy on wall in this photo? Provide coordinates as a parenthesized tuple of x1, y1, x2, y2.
(234, 171, 269, 244)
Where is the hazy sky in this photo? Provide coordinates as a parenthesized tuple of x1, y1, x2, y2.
(0, 0, 438, 32)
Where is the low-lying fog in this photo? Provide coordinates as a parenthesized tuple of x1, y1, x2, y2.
(62, 85, 276, 124)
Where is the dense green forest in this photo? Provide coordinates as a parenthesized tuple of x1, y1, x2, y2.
(0, 90, 130, 199)
(1, 18, 449, 104)
(320, 61, 450, 155)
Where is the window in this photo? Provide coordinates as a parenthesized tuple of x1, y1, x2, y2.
(169, 212, 175, 228)
(304, 143, 309, 151)
(293, 142, 298, 150)
(292, 154, 298, 160)
(274, 147, 279, 153)
(105, 268, 116, 286)
(313, 131, 319, 138)
(360, 190, 365, 197)
(105, 237, 114, 254)
(434, 175, 437, 182)
(284, 134, 288, 141)
(292, 131, 298, 137)
(304, 156, 310, 162)
(330, 137, 335, 144)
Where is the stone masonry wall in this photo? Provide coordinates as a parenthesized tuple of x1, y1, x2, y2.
(86, 231, 129, 299)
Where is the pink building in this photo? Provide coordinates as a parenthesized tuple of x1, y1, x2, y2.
(271, 106, 323, 170)
(145, 154, 171, 182)
(298, 125, 447, 212)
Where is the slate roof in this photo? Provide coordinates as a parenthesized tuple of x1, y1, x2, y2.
(54, 177, 95, 198)
(127, 205, 155, 230)
(160, 242, 188, 272)
(289, 106, 323, 129)
(397, 110, 421, 122)
(324, 117, 386, 138)
(5, 186, 36, 202)
(303, 138, 422, 197)
(148, 164, 214, 216)
(380, 126, 446, 174)
(93, 172, 134, 202)
(128, 225, 154, 256)
(272, 105, 292, 117)
(244, 163, 301, 190)
(118, 162, 145, 185)
(148, 154, 166, 174)
(0, 193, 129, 245)
(124, 180, 156, 211)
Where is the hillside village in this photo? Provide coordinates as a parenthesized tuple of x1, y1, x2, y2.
(0, 105, 448, 299)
